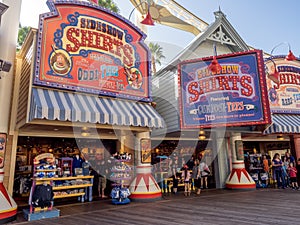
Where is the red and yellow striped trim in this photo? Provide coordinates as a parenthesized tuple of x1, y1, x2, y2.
(0, 207, 17, 220)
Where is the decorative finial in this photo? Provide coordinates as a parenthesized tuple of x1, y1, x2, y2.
(214, 6, 226, 19)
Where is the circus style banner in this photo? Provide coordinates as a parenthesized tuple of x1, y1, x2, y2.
(141, 139, 151, 164)
(265, 56, 300, 114)
(34, 0, 151, 102)
(178, 50, 270, 129)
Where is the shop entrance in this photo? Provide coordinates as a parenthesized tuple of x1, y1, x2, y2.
(151, 140, 216, 191)
(13, 136, 117, 204)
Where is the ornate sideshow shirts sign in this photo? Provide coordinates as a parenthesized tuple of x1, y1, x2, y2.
(178, 50, 270, 129)
(265, 56, 300, 113)
(34, 0, 151, 102)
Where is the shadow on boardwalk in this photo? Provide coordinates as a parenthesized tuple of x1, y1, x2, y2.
(7, 188, 300, 225)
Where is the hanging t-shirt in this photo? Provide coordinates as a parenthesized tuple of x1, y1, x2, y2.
(82, 161, 90, 176)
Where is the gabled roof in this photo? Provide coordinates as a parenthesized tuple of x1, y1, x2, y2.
(157, 10, 250, 74)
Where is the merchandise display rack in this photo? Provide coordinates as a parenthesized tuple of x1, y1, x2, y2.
(25, 153, 94, 221)
(57, 157, 73, 177)
(110, 153, 132, 205)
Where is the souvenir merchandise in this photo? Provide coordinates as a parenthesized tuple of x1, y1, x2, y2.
(110, 152, 132, 205)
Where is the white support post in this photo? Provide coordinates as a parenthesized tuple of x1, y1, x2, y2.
(225, 132, 256, 190)
(129, 131, 162, 201)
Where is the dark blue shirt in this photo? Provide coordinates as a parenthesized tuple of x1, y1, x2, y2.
(272, 159, 282, 171)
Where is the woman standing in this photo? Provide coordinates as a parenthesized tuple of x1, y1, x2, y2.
(199, 160, 210, 189)
(272, 153, 286, 189)
(191, 159, 201, 195)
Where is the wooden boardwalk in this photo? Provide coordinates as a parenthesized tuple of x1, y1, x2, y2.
(8, 188, 300, 225)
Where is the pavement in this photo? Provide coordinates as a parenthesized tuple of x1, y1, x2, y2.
(6, 188, 300, 225)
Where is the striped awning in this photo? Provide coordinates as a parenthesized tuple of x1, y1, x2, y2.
(264, 114, 300, 134)
(29, 88, 164, 128)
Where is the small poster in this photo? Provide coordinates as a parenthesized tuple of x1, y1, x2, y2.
(0, 133, 7, 168)
(141, 139, 151, 164)
(235, 140, 244, 160)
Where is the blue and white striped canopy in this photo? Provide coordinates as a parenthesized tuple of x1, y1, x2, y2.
(29, 88, 164, 128)
(264, 113, 300, 134)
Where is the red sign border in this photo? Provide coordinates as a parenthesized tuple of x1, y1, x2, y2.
(265, 55, 300, 114)
(33, 0, 152, 102)
(177, 49, 271, 129)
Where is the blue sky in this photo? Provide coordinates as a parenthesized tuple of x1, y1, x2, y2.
(20, 0, 300, 66)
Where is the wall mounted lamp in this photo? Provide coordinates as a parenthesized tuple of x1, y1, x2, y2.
(267, 42, 297, 84)
(128, 0, 155, 26)
(0, 59, 12, 79)
(271, 42, 297, 61)
(208, 43, 221, 73)
(267, 58, 280, 84)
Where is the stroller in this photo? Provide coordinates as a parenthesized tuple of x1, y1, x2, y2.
(251, 171, 268, 188)
(259, 172, 269, 188)
(250, 172, 260, 187)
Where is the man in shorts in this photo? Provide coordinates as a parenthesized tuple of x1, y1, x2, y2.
(98, 174, 107, 198)
(96, 159, 109, 198)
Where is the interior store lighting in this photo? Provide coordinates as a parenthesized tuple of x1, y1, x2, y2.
(198, 129, 206, 140)
(277, 135, 284, 141)
(81, 127, 91, 137)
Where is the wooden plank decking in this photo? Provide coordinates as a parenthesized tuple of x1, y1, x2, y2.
(9, 188, 300, 225)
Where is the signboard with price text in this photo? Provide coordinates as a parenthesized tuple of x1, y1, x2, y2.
(265, 56, 300, 114)
(178, 50, 271, 129)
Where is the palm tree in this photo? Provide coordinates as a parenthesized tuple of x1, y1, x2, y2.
(96, 0, 119, 13)
(148, 42, 166, 75)
(17, 1, 120, 49)
(17, 24, 31, 51)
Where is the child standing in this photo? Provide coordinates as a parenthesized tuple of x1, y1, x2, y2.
(288, 162, 299, 190)
(182, 164, 191, 196)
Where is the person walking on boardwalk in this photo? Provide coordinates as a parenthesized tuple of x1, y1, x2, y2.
(191, 159, 201, 195)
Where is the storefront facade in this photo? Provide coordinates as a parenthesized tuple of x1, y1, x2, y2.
(0, 0, 21, 223)
(4, 0, 166, 210)
(152, 10, 271, 190)
(264, 55, 300, 168)
(3, 3, 299, 220)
